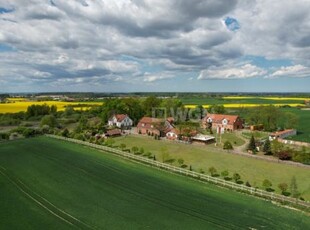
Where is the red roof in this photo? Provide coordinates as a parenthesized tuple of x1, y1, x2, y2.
(270, 129, 295, 137)
(203, 114, 239, 125)
(137, 117, 162, 129)
(137, 117, 174, 134)
(111, 114, 127, 122)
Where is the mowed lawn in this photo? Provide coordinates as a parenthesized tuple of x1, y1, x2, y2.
(0, 137, 309, 229)
(113, 135, 310, 200)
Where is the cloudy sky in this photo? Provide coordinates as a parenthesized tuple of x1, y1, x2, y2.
(0, 0, 310, 93)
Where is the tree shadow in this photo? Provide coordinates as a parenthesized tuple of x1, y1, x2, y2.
(181, 164, 188, 168)
(236, 180, 244, 184)
(212, 174, 220, 177)
(224, 177, 232, 181)
(266, 188, 275, 192)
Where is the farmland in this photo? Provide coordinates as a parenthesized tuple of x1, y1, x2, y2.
(280, 108, 310, 143)
(1, 137, 309, 229)
(0, 101, 103, 113)
(113, 135, 310, 200)
(181, 96, 307, 108)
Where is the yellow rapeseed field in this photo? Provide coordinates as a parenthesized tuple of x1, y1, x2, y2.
(184, 103, 305, 109)
(0, 101, 103, 113)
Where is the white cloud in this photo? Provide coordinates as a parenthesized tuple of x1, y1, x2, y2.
(198, 64, 267, 80)
(267, 65, 310, 78)
(143, 72, 174, 82)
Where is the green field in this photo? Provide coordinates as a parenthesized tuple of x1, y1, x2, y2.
(1, 137, 309, 229)
(114, 135, 310, 200)
(180, 97, 306, 105)
(280, 108, 310, 143)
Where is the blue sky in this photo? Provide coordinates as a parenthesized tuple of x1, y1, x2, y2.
(0, 0, 310, 93)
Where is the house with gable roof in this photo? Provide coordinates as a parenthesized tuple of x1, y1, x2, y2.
(202, 113, 243, 131)
(108, 114, 133, 129)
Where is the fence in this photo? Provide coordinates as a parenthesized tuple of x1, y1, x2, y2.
(46, 135, 310, 211)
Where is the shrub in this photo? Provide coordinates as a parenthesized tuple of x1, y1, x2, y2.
(233, 173, 241, 182)
(177, 158, 184, 166)
(245, 181, 251, 187)
(208, 167, 217, 176)
(278, 151, 292, 160)
(221, 170, 229, 178)
(262, 179, 272, 191)
(278, 183, 288, 194)
(223, 141, 233, 150)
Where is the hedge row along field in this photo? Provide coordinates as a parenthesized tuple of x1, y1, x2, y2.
(0, 137, 309, 229)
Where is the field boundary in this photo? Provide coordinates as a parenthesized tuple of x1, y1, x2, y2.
(46, 135, 310, 212)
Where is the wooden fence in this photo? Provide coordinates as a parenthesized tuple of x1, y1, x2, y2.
(46, 135, 310, 211)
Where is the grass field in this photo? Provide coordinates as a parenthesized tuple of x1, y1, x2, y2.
(113, 135, 310, 200)
(0, 101, 103, 113)
(279, 108, 310, 143)
(0, 137, 309, 229)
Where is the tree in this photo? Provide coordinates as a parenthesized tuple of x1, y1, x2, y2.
(223, 141, 233, 150)
(120, 143, 126, 150)
(247, 135, 256, 153)
(221, 170, 229, 178)
(131, 146, 139, 154)
(278, 183, 288, 194)
(140, 147, 144, 154)
(209, 104, 226, 114)
(262, 179, 272, 191)
(263, 139, 272, 155)
(142, 96, 162, 116)
(208, 166, 217, 176)
(271, 139, 285, 157)
(61, 128, 69, 137)
(290, 176, 300, 198)
(40, 115, 57, 128)
(177, 158, 184, 166)
(233, 173, 241, 182)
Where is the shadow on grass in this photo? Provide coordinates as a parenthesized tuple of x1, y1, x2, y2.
(266, 188, 275, 192)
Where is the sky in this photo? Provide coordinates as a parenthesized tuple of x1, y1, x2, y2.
(0, 0, 310, 93)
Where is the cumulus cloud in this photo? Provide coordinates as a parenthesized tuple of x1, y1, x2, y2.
(267, 65, 310, 78)
(198, 64, 267, 80)
(0, 0, 309, 92)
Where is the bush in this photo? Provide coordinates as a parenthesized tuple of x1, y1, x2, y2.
(208, 167, 217, 176)
(278, 151, 292, 160)
(262, 179, 272, 191)
(233, 173, 241, 183)
(278, 183, 288, 194)
(223, 141, 233, 150)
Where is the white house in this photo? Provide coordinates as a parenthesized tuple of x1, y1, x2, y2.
(108, 114, 133, 129)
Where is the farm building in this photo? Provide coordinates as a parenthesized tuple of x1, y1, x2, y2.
(166, 128, 198, 141)
(104, 129, 122, 137)
(108, 114, 133, 129)
(269, 129, 297, 140)
(137, 117, 174, 136)
(202, 114, 243, 131)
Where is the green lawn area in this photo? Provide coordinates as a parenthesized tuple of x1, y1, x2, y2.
(113, 135, 310, 200)
(241, 131, 269, 140)
(280, 108, 310, 143)
(1, 137, 309, 229)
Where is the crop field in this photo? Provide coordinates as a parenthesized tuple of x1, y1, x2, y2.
(1, 137, 309, 229)
(0, 101, 103, 113)
(181, 96, 308, 108)
(280, 108, 310, 143)
(113, 135, 310, 200)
